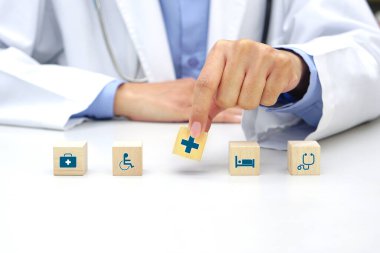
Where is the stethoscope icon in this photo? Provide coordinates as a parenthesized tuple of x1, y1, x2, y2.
(297, 153, 315, 170)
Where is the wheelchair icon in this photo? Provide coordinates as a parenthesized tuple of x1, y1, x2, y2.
(119, 153, 135, 171)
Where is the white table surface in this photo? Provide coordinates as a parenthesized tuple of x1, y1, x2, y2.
(1, 119, 380, 253)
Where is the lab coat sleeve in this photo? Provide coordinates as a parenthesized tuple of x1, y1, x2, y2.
(0, 0, 116, 130)
(72, 80, 123, 119)
(243, 0, 380, 148)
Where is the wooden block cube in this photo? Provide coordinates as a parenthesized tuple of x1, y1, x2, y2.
(173, 126, 208, 161)
(53, 141, 87, 176)
(229, 141, 260, 176)
(113, 141, 143, 176)
(288, 141, 320, 175)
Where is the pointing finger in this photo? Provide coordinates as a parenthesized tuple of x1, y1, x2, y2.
(189, 46, 226, 137)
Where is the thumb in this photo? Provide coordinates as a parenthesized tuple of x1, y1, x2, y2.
(204, 102, 224, 132)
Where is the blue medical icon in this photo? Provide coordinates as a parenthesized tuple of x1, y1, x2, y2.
(234, 155, 255, 168)
(297, 153, 315, 170)
(181, 136, 199, 153)
(59, 153, 77, 168)
(119, 152, 134, 170)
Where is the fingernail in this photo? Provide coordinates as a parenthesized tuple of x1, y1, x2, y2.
(190, 121, 201, 138)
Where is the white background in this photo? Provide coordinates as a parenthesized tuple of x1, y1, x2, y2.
(1, 119, 380, 253)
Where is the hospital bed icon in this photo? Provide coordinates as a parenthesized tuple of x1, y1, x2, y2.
(234, 155, 255, 168)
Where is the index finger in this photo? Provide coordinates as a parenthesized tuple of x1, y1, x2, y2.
(189, 48, 226, 137)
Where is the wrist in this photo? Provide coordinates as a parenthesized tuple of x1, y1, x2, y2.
(114, 83, 136, 117)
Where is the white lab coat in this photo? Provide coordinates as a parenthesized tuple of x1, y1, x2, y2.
(0, 0, 380, 149)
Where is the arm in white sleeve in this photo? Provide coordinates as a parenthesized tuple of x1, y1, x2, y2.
(242, 0, 380, 147)
(72, 80, 123, 119)
(0, 0, 117, 130)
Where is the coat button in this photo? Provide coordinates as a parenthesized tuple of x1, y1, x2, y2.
(187, 57, 199, 68)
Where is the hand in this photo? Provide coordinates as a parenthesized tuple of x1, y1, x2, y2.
(114, 78, 242, 123)
(189, 39, 308, 137)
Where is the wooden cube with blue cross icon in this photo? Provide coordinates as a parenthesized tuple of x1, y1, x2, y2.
(112, 141, 143, 176)
(288, 141, 320, 175)
(173, 126, 208, 160)
(53, 141, 87, 176)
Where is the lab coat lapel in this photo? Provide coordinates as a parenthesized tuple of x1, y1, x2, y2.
(115, 0, 175, 82)
(207, 0, 247, 50)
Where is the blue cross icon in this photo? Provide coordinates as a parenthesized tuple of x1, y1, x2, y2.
(181, 136, 199, 153)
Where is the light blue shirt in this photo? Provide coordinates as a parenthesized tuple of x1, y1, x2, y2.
(74, 0, 322, 128)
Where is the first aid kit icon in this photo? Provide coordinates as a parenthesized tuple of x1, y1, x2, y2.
(59, 153, 77, 168)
